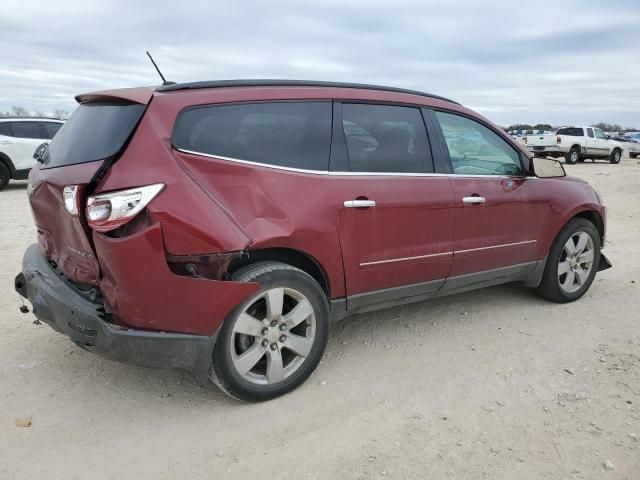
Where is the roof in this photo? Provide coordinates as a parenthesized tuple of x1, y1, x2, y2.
(0, 117, 63, 121)
(155, 79, 460, 105)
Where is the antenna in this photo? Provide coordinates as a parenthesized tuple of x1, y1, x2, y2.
(146, 51, 174, 85)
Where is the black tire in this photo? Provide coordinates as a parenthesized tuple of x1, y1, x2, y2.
(565, 147, 579, 164)
(631, 153, 638, 159)
(536, 218, 601, 303)
(609, 149, 622, 164)
(0, 162, 10, 191)
(210, 261, 329, 402)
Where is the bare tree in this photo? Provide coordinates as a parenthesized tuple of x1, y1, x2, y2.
(53, 109, 70, 120)
(11, 106, 29, 117)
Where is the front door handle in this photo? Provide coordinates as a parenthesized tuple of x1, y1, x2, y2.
(462, 196, 486, 205)
(344, 199, 376, 208)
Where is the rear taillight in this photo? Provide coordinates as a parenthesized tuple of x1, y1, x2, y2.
(63, 185, 80, 215)
(86, 184, 165, 232)
(557, 136, 561, 144)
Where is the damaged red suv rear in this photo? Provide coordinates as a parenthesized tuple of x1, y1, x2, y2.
(15, 80, 611, 401)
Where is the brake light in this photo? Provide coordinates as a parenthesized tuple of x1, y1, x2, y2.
(63, 185, 80, 215)
(557, 136, 561, 144)
(86, 184, 165, 232)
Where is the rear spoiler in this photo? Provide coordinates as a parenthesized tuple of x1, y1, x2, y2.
(75, 87, 154, 105)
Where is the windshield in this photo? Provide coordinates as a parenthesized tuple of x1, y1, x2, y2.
(42, 102, 145, 169)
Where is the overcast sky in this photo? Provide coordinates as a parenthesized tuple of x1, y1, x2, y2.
(1, 0, 639, 127)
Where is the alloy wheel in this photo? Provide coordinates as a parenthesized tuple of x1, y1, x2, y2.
(557, 231, 594, 293)
(230, 287, 316, 385)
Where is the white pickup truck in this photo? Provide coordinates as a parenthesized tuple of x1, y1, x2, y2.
(525, 126, 623, 164)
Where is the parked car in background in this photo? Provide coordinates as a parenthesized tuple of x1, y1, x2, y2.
(15, 80, 611, 401)
(0, 117, 64, 190)
(525, 126, 623, 164)
(611, 135, 639, 159)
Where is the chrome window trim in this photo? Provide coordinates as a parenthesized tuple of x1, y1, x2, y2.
(176, 148, 537, 179)
(360, 251, 453, 267)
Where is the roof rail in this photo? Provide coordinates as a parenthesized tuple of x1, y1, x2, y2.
(156, 79, 459, 105)
(0, 116, 63, 121)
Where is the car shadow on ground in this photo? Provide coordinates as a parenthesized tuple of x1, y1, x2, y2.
(2, 181, 28, 191)
(32, 281, 544, 406)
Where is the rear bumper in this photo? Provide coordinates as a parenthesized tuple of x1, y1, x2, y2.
(528, 146, 565, 155)
(15, 244, 215, 381)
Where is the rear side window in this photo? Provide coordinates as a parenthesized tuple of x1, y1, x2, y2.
(557, 127, 584, 136)
(0, 123, 11, 137)
(341, 103, 432, 173)
(42, 122, 63, 140)
(11, 122, 42, 139)
(43, 103, 145, 169)
(173, 102, 332, 171)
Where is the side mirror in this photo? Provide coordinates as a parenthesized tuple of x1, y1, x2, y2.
(606, 135, 611, 140)
(531, 156, 566, 178)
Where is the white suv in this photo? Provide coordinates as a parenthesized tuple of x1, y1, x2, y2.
(0, 118, 64, 190)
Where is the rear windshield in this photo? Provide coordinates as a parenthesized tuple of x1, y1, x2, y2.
(42, 102, 145, 169)
(556, 127, 584, 137)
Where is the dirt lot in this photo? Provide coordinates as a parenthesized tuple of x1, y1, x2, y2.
(1, 155, 639, 480)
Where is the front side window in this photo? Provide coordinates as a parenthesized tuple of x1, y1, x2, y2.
(594, 128, 607, 140)
(173, 102, 332, 171)
(10, 122, 42, 139)
(341, 103, 432, 173)
(435, 111, 523, 176)
(587, 128, 594, 138)
(0, 122, 11, 137)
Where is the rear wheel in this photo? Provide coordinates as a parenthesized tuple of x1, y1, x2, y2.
(210, 262, 329, 401)
(631, 153, 638, 159)
(536, 218, 601, 303)
(610, 149, 621, 164)
(0, 163, 10, 191)
(565, 147, 579, 164)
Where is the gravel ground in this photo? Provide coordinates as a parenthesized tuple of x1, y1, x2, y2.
(1, 154, 639, 480)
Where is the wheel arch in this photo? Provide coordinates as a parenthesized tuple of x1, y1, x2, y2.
(573, 209, 605, 244)
(228, 247, 331, 298)
(0, 151, 16, 177)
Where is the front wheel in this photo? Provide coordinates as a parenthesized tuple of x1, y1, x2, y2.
(536, 218, 601, 303)
(209, 262, 329, 401)
(610, 149, 621, 164)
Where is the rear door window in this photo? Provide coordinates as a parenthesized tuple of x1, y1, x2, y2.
(435, 111, 523, 176)
(341, 103, 432, 173)
(10, 122, 42, 139)
(42, 103, 145, 169)
(173, 102, 332, 171)
(42, 122, 63, 139)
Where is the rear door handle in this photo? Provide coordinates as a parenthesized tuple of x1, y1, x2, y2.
(462, 196, 486, 205)
(344, 199, 376, 208)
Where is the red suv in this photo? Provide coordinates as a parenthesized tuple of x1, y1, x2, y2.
(15, 80, 611, 401)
